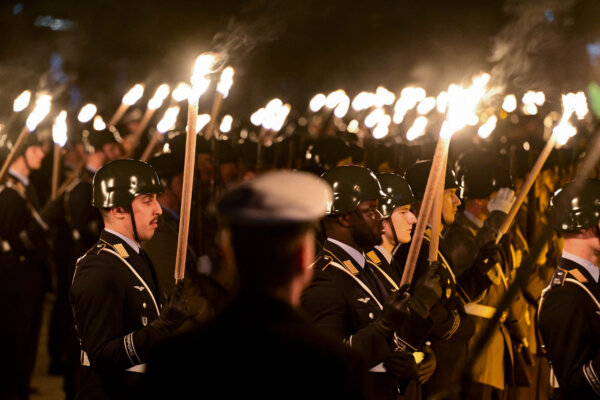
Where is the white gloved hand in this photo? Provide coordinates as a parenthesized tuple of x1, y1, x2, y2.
(487, 187, 516, 214)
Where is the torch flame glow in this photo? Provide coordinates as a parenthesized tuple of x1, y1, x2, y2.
(172, 83, 191, 102)
(251, 108, 266, 126)
(219, 114, 233, 133)
(439, 73, 490, 139)
(334, 95, 350, 118)
(352, 92, 375, 111)
(309, 94, 327, 112)
(502, 94, 517, 113)
(194, 114, 211, 134)
(78, 103, 97, 123)
(393, 87, 426, 123)
(157, 106, 180, 134)
(365, 108, 385, 129)
(417, 97, 436, 115)
(374, 86, 396, 108)
(122, 84, 144, 105)
(148, 84, 170, 110)
(477, 115, 497, 139)
(573, 91, 588, 120)
(190, 54, 216, 102)
(52, 111, 68, 147)
(373, 114, 391, 139)
(217, 67, 235, 97)
(13, 90, 31, 112)
(347, 119, 360, 133)
(272, 104, 291, 132)
(26, 95, 52, 132)
(325, 90, 346, 109)
(406, 116, 428, 141)
(553, 92, 586, 145)
(436, 91, 449, 114)
(93, 115, 106, 131)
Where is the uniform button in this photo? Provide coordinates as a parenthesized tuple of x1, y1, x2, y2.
(368, 312, 374, 320)
(143, 302, 147, 309)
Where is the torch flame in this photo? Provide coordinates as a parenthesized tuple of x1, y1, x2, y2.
(393, 87, 426, 123)
(216, 67, 235, 97)
(172, 83, 191, 102)
(347, 119, 360, 133)
(219, 115, 233, 133)
(157, 106, 181, 133)
(502, 94, 517, 113)
(365, 108, 385, 129)
(148, 84, 170, 110)
(13, 90, 31, 112)
(52, 110, 68, 147)
(439, 73, 490, 139)
(573, 91, 588, 120)
(190, 54, 216, 102)
(352, 92, 375, 111)
(478, 115, 497, 139)
(417, 97, 436, 115)
(122, 84, 144, 105)
(272, 104, 291, 132)
(93, 115, 106, 131)
(406, 116, 428, 141)
(436, 91, 449, 114)
(77, 103, 97, 123)
(309, 94, 327, 112)
(26, 95, 52, 132)
(334, 95, 350, 118)
(195, 114, 211, 134)
(522, 91, 539, 115)
(553, 92, 586, 145)
(251, 108, 266, 126)
(372, 114, 391, 139)
(374, 86, 396, 108)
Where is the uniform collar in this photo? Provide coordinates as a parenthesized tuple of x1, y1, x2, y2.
(104, 228, 141, 254)
(326, 238, 365, 268)
(374, 245, 393, 264)
(562, 250, 599, 283)
(8, 169, 29, 186)
(463, 210, 484, 229)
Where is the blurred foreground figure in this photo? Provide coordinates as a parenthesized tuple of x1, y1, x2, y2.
(144, 171, 371, 400)
(70, 160, 188, 399)
(0, 131, 50, 400)
(538, 179, 600, 399)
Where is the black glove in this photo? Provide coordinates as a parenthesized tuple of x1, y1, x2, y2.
(416, 346, 436, 384)
(409, 261, 443, 319)
(383, 350, 418, 380)
(475, 241, 503, 275)
(151, 281, 189, 332)
(372, 286, 411, 339)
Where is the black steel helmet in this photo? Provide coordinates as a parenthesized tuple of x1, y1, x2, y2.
(147, 152, 183, 184)
(459, 162, 514, 199)
(163, 131, 211, 158)
(550, 179, 600, 232)
(404, 160, 459, 201)
(454, 149, 497, 181)
(376, 173, 416, 218)
(83, 127, 122, 153)
(92, 159, 164, 208)
(305, 136, 352, 172)
(321, 165, 385, 215)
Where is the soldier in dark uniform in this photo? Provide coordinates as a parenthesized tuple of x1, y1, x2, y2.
(145, 170, 372, 400)
(70, 159, 187, 399)
(0, 130, 51, 400)
(443, 161, 531, 398)
(395, 160, 502, 399)
(538, 179, 600, 399)
(44, 127, 123, 397)
(301, 165, 442, 400)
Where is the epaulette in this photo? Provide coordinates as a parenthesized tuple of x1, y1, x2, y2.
(568, 269, 588, 284)
(113, 243, 130, 258)
(310, 254, 332, 271)
(551, 268, 567, 288)
(366, 250, 382, 266)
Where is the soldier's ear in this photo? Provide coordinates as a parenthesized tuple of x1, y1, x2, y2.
(336, 213, 352, 227)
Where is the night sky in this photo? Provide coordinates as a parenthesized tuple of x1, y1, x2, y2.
(1, 0, 600, 120)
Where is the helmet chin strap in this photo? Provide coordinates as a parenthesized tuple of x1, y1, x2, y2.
(126, 205, 140, 243)
(388, 217, 399, 246)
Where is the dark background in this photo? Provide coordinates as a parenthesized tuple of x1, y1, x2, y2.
(2, 0, 600, 120)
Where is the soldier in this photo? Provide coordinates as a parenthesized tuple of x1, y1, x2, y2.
(443, 161, 530, 399)
(301, 165, 442, 400)
(145, 170, 372, 400)
(395, 160, 502, 399)
(538, 179, 600, 398)
(0, 130, 51, 400)
(70, 159, 188, 399)
(303, 135, 353, 175)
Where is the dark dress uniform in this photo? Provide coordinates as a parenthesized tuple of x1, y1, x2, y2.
(0, 172, 51, 400)
(538, 257, 600, 399)
(302, 239, 431, 400)
(144, 293, 372, 400)
(70, 230, 166, 400)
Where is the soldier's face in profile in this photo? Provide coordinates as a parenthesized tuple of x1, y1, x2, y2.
(389, 205, 417, 243)
(442, 189, 461, 225)
(131, 194, 163, 241)
(351, 200, 384, 248)
(25, 145, 45, 171)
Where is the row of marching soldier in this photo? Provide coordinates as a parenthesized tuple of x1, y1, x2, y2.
(0, 108, 599, 400)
